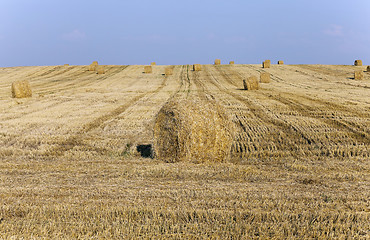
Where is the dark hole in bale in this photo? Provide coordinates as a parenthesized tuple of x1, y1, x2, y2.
(137, 144, 153, 158)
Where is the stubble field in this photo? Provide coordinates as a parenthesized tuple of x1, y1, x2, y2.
(0, 63, 369, 239)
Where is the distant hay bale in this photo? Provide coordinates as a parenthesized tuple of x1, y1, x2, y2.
(354, 71, 363, 80)
(151, 62, 156, 66)
(354, 60, 362, 66)
(214, 59, 221, 65)
(165, 67, 173, 76)
(229, 61, 235, 65)
(11, 80, 32, 98)
(64, 64, 69, 66)
(92, 61, 98, 65)
(96, 65, 105, 74)
(243, 76, 259, 90)
(153, 98, 235, 163)
(193, 64, 202, 71)
(260, 72, 271, 83)
(89, 63, 97, 71)
(278, 60, 284, 65)
(263, 60, 271, 68)
(144, 66, 152, 74)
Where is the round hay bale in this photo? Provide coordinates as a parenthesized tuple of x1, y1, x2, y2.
(354, 60, 362, 66)
(367, 66, 370, 72)
(96, 65, 105, 74)
(214, 59, 221, 65)
(193, 64, 202, 71)
(11, 80, 32, 98)
(229, 61, 235, 65)
(154, 98, 235, 163)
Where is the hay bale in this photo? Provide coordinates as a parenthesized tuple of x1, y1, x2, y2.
(89, 63, 97, 71)
(229, 61, 235, 65)
(144, 66, 152, 74)
(64, 64, 69, 66)
(165, 67, 173, 76)
(243, 76, 259, 90)
(193, 64, 202, 71)
(11, 80, 32, 98)
(153, 98, 234, 163)
(278, 60, 284, 65)
(151, 62, 156, 66)
(96, 65, 105, 74)
(354, 71, 363, 80)
(214, 59, 221, 65)
(367, 66, 370, 72)
(260, 72, 271, 83)
(92, 61, 98, 65)
(263, 60, 271, 68)
(354, 60, 362, 66)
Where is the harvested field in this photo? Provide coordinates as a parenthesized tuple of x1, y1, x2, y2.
(0, 64, 369, 239)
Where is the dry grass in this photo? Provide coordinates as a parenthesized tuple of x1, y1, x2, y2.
(243, 76, 259, 90)
(260, 72, 271, 83)
(11, 80, 32, 98)
(0, 64, 369, 239)
(153, 98, 234, 163)
(354, 60, 363, 66)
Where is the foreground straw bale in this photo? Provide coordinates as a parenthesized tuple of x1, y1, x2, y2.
(243, 76, 259, 90)
(354, 60, 362, 66)
(154, 98, 235, 163)
(193, 64, 202, 71)
(229, 61, 235, 65)
(11, 80, 32, 98)
(278, 60, 284, 65)
(164, 67, 173, 76)
(96, 65, 105, 74)
(144, 66, 152, 74)
(214, 59, 221, 65)
(260, 72, 271, 83)
(263, 60, 271, 68)
(354, 71, 363, 80)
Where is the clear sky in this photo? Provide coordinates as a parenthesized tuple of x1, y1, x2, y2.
(1, 0, 369, 67)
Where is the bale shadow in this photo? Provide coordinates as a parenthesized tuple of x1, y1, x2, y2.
(136, 144, 153, 158)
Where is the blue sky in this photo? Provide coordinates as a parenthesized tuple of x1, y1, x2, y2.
(1, 0, 369, 67)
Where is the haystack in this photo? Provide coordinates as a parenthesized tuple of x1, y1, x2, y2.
(354, 71, 363, 80)
(151, 62, 156, 66)
(260, 72, 271, 83)
(214, 59, 221, 65)
(193, 64, 202, 71)
(154, 98, 234, 163)
(89, 61, 99, 71)
(164, 67, 173, 76)
(278, 60, 284, 65)
(229, 61, 235, 65)
(144, 66, 152, 74)
(263, 60, 271, 68)
(243, 76, 259, 90)
(11, 80, 32, 98)
(96, 65, 105, 74)
(354, 60, 362, 66)
(64, 64, 70, 66)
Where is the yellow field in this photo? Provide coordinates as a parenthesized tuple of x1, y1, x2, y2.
(0, 64, 369, 238)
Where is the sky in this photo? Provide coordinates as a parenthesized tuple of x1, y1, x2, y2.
(1, 0, 369, 67)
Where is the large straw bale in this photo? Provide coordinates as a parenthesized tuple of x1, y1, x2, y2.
(367, 66, 370, 72)
(144, 66, 152, 74)
(151, 62, 156, 66)
(260, 72, 271, 83)
(214, 59, 221, 65)
(193, 64, 202, 71)
(165, 67, 173, 76)
(278, 60, 284, 65)
(354, 60, 362, 66)
(354, 71, 363, 80)
(11, 80, 32, 98)
(96, 65, 105, 74)
(89, 63, 97, 71)
(263, 60, 271, 68)
(243, 76, 259, 90)
(154, 98, 235, 163)
(229, 61, 235, 65)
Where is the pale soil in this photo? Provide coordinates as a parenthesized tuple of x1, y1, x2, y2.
(0, 64, 369, 238)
